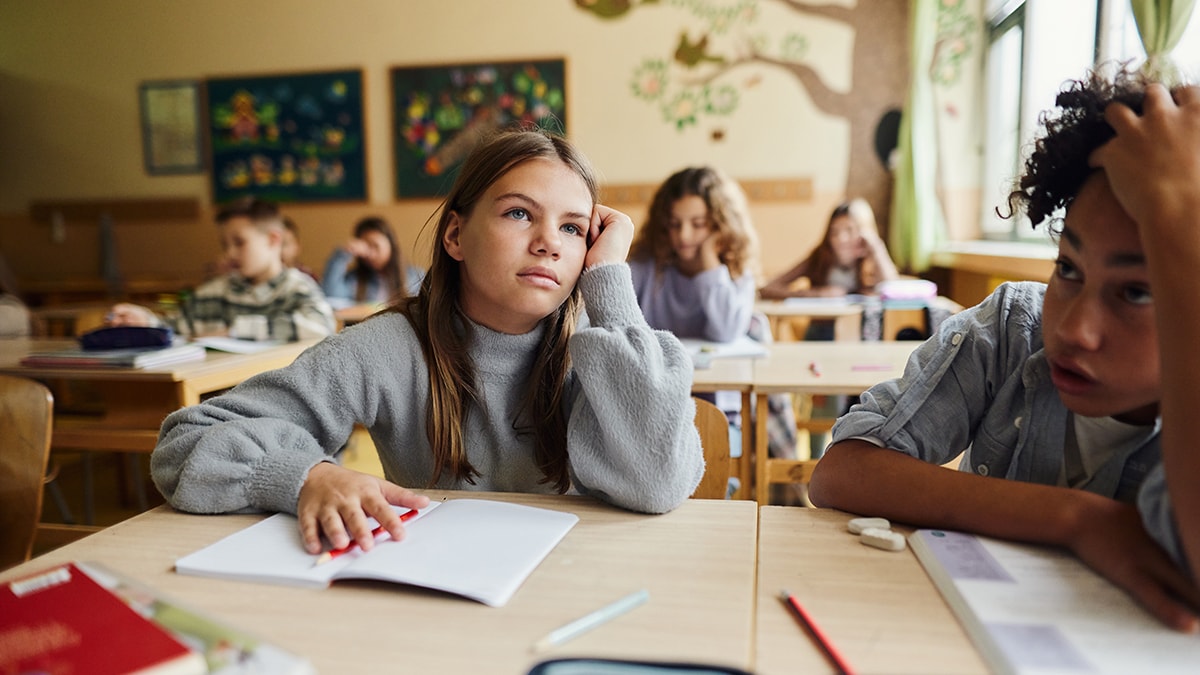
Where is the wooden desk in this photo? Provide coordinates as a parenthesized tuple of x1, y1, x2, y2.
(0, 338, 318, 528)
(756, 506, 986, 674)
(754, 300, 863, 342)
(752, 342, 919, 503)
(21, 277, 197, 306)
(691, 356, 756, 499)
(333, 303, 385, 329)
(0, 491, 759, 674)
(0, 339, 319, 426)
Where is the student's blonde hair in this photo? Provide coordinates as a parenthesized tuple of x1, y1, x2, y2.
(393, 127, 595, 492)
(629, 166, 759, 280)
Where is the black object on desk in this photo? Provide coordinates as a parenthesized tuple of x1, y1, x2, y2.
(79, 326, 174, 350)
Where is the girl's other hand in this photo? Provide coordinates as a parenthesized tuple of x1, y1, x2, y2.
(297, 462, 431, 555)
(106, 303, 155, 327)
(344, 238, 371, 260)
(585, 204, 634, 270)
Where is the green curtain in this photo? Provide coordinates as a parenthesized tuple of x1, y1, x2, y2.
(1129, 0, 1198, 83)
(889, 0, 945, 273)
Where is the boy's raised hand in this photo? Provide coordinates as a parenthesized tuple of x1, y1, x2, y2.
(297, 462, 430, 555)
(585, 204, 634, 270)
(1089, 83, 1200, 235)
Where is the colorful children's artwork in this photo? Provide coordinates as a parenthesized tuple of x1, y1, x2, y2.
(391, 59, 567, 198)
(204, 69, 367, 203)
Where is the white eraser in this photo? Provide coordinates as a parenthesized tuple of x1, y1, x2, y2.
(860, 527, 907, 552)
(847, 517, 891, 535)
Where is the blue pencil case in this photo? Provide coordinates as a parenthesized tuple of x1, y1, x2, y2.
(79, 326, 175, 350)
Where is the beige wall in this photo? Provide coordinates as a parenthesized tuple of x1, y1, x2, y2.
(0, 0, 982, 292)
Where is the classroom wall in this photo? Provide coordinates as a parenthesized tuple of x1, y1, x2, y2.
(0, 0, 984, 292)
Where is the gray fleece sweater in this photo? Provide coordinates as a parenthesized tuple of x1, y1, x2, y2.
(150, 263, 704, 515)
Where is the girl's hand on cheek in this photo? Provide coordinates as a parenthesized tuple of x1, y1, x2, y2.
(698, 230, 724, 271)
(297, 462, 430, 555)
(585, 204, 634, 269)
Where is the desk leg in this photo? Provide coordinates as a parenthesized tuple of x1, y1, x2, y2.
(736, 391, 753, 500)
(179, 382, 201, 408)
(833, 313, 862, 342)
(755, 392, 770, 504)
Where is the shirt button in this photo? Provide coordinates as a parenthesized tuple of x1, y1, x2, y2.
(1014, 417, 1022, 429)
(951, 332, 963, 346)
(976, 464, 990, 477)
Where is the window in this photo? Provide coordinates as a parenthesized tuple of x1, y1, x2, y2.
(979, 0, 1098, 240)
(978, 0, 1199, 241)
(1098, 2, 1200, 71)
(979, 5, 1025, 238)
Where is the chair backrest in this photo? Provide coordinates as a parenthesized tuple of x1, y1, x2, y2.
(690, 396, 731, 499)
(0, 374, 54, 569)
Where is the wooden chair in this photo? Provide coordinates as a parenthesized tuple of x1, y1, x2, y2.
(0, 374, 54, 570)
(690, 396, 732, 499)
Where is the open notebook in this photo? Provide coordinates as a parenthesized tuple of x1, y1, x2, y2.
(175, 499, 579, 608)
(910, 529, 1200, 674)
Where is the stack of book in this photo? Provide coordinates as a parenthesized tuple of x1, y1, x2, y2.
(19, 343, 206, 369)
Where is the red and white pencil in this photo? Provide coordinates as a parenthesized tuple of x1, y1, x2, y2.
(313, 508, 419, 566)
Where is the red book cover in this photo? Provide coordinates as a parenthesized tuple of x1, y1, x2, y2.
(0, 562, 205, 675)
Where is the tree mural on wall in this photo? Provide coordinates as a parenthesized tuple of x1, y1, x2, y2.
(576, 0, 909, 236)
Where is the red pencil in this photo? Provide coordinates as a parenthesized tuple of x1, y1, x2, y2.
(313, 508, 419, 566)
(781, 589, 856, 675)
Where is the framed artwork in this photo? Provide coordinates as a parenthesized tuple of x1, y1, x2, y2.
(391, 58, 567, 198)
(204, 68, 367, 203)
(139, 80, 203, 175)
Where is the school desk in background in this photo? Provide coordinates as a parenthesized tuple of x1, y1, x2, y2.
(750, 340, 920, 503)
(0, 337, 318, 530)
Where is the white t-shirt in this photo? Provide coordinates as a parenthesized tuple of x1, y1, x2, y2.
(1060, 414, 1156, 492)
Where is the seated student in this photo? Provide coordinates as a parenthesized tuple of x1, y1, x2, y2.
(321, 216, 424, 307)
(0, 292, 30, 338)
(108, 197, 335, 341)
(627, 166, 796, 488)
(150, 128, 704, 555)
(759, 198, 898, 300)
(280, 216, 318, 282)
(0, 253, 31, 338)
(809, 67, 1200, 632)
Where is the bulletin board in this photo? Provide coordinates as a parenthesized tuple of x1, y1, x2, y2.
(390, 58, 567, 199)
(205, 68, 367, 203)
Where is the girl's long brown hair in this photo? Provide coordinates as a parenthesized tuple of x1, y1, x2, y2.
(805, 198, 881, 290)
(390, 127, 595, 492)
(628, 166, 759, 280)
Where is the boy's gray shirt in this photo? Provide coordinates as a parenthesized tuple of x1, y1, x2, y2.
(832, 282, 1173, 557)
(151, 263, 704, 515)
